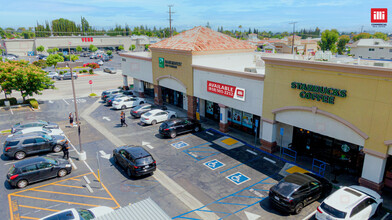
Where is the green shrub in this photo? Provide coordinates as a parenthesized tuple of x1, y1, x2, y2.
(83, 69, 87, 73)
(32, 60, 48, 68)
(79, 70, 82, 73)
(29, 99, 39, 109)
(89, 93, 97, 96)
(0, 98, 17, 106)
(89, 69, 93, 74)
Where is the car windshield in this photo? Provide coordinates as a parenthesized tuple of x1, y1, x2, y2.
(274, 181, 301, 197)
(161, 123, 168, 129)
(38, 120, 48, 125)
(77, 209, 95, 220)
(44, 157, 58, 165)
(42, 210, 75, 220)
(14, 131, 23, 135)
(42, 128, 51, 133)
(130, 98, 137, 101)
(43, 134, 52, 141)
(144, 112, 152, 117)
(320, 202, 347, 218)
(135, 156, 154, 166)
(114, 99, 122, 102)
(133, 105, 144, 111)
(5, 141, 19, 147)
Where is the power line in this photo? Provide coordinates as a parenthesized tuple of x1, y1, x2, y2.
(168, 5, 174, 37)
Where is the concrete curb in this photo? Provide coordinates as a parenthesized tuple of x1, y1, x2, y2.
(80, 99, 219, 220)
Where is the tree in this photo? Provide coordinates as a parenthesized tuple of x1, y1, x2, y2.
(106, 50, 112, 56)
(76, 46, 83, 53)
(372, 32, 388, 41)
(0, 60, 54, 101)
(206, 22, 211, 29)
(46, 54, 64, 71)
(118, 45, 124, 51)
(318, 29, 339, 52)
(52, 47, 59, 53)
(337, 35, 350, 55)
(89, 44, 95, 51)
(145, 44, 150, 51)
(65, 55, 79, 62)
(129, 44, 135, 51)
(46, 48, 53, 54)
(36, 45, 45, 53)
(353, 32, 372, 42)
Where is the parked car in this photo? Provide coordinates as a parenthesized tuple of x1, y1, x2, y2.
(12, 120, 59, 134)
(140, 109, 177, 125)
(101, 89, 122, 101)
(6, 53, 19, 58)
(269, 172, 332, 214)
(316, 185, 383, 220)
(9, 127, 64, 137)
(103, 67, 117, 74)
(112, 145, 156, 177)
(130, 103, 167, 118)
(121, 90, 134, 96)
(59, 72, 78, 80)
(6, 156, 72, 188)
(106, 94, 128, 106)
(89, 54, 97, 59)
(101, 55, 110, 62)
(107, 54, 114, 59)
(46, 72, 59, 79)
(80, 52, 90, 57)
(5, 55, 16, 60)
(159, 118, 201, 138)
(40, 206, 114, 220)
(97, 60, 104, 66)
(112, 97, 145, 110)
(37, 54, 47, 60)
(3, 133, 66, 160)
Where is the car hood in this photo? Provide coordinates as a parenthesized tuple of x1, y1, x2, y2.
(88, 206, 114, 217)
(45, 122, 59, 129)
(57, 158, 71, 166)
(52, 135, 67, 143)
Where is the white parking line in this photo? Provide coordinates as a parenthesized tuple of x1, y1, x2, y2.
(303, 210, 316, 220)
(69, 158, 78, 170)
(206, 131, 214, 136)
(381, 212, 390, 220)
(146, 144, 154, 149)
(246, 149, 257, 155)
(62, 98, 69, 105)
(263, 157, 276, 164)
(10, 108, 13, 115)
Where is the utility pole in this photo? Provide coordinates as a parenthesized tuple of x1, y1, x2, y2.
(360, 25, 364, 33)
(289, 22, 297, 55)
(168, 5, 174, 37)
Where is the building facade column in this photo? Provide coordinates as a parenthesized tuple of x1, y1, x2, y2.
(134, 79, 145, 98)
(187, 95, 197, 119)
(122, 75, 129, 90)
(359, 149, 387, 192)
(154, 85, 163, 106)
(219, 104, 229, 133)
(260, 118, 277, 153)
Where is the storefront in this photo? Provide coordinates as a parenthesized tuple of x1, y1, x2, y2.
(162, 87, 184, 108)
(261, 57, 392, 192)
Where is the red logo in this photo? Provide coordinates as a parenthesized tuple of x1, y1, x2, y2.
(89, 80, 93, 84)
(236, 89, 244, 97)
(371, 8, 388, 23)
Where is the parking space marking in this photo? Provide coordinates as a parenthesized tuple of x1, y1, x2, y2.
(303, 210, 317, 220)
(30, 189, 113, 200)
(286, 165, 308, 174)
(18, 205, 60, 212)
(20, 216, 38, 219)
(204, 159, 225, 170)
(219, 163, 244, 174)
(62, 98, 69, 105)
(246, 149, 257, 155)
(11, 194, 102, 207)
(171, 141, 189, 149)
(52, 183, 84, 189)
(226, 172, 251, 185)
(167, 134, 193, 143)
(221, 138, 238, 146)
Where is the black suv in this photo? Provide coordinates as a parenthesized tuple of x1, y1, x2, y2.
(130, 103, 167, 118)
(159, 118, 201, 138)
(269, 172, 332, 214)
(112, 145, 156, 177)
(3, 133, 66, 160)
(7, 156, 72, 188)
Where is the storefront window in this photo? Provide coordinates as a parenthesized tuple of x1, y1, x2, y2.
(242, 112, 253, 128)
(206, 101, 214, 115)
(232, 109, 242, 125)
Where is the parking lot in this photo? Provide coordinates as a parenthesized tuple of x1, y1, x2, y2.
(0, 95, 389, 219)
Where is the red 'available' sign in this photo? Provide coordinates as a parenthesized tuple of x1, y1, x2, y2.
(207, 81, 245, 101)
(82, 37, 94, 42)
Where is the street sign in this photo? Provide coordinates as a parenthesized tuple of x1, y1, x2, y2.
(226, 172, 251, 185)
(204, 159, 225, 170)
(89, 80, 93, 84)
(170, 141, 189, 149)
(280, 127, 284, 136)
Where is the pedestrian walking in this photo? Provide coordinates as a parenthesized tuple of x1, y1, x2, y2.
(69, 112, 74, 127)
(121, 111, 128, 127)
(62, 140, 70, 160)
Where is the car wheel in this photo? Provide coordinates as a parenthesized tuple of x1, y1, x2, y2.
(170, 115, 176, 119)
(194, 126, 200, 132)
(170, 131, 177, 138)
(127, 168, 133, 177)
(294, 202, 303, 214)
(57, 169, 68, 177)
(53, 144, 63, 153)
(151, 120, 157, 125)
(113, 155, 118, 164)
(121, 105, 126, 110)
(140, 101, 144, 104)
(17, 179, 28, 188)
(14, 151, 26, 160)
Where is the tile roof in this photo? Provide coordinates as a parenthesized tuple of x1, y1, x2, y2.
(149, 26, 255, 52)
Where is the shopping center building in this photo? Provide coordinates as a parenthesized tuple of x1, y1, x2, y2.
(121, 26, 392, 192)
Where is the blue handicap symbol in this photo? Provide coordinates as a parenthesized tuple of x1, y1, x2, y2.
(226, 172, 251, 185)
(204, 159, 225, 170)
(171, 141, 189, 149)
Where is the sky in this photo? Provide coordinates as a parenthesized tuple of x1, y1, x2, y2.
(0, 0, 391, 33)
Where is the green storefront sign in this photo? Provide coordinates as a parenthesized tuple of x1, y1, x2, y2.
(158, 57, 182, 69)
(159, 57, 165, 68)
(291, 82, 347, 104)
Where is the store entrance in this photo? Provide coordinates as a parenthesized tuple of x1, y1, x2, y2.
(291, 127, 364, 176)
(162, 87, 183, 108)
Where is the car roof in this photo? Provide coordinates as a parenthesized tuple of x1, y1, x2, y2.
(7, 132, 45, 140)
(148, 109, 163, 114)
(283, 172, 318, 185)
(323, 186, 368, 211)
(14, 157, 49, 168)
(123, 146, 151, 158)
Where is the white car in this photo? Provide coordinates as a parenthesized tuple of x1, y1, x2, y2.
(140, 109, 177, 125)
(316, 185, 383, 220)
(5, 55, 16, 60)
(40, 206, 114, 220)
(112, 97, 145, 110)
(8, 127, 64, 137)
(97, 60, 104, 66)
(47, 72, 59, 79)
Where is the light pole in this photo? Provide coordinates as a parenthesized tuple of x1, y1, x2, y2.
(289, 22, 298, 55)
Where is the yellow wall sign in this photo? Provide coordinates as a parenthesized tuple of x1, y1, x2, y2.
(291, 82, 347, 104)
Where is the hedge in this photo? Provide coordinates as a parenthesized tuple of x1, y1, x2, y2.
(25, 98, 38, 109)
(0, 98, 17, 106)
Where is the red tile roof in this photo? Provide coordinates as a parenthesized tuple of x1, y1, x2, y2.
(150, 26, 255, 52)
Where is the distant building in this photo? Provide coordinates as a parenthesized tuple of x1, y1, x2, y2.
(350, 39, 392, 60)
(267, 36, 318, 56)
